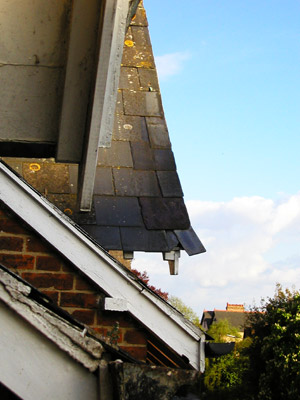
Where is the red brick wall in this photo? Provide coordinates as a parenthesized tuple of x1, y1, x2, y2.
(0, 202, 147, 361)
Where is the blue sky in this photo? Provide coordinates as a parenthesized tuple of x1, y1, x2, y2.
(133, 1, 300, 315)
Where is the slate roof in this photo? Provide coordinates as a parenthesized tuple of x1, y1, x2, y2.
(201, 310, 248, 331)
(1, 2, 205, 257)
(74, 3, 205, 255)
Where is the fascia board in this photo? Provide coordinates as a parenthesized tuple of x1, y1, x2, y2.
(0, 162, 204, 370)
(78, 0, 130, 211)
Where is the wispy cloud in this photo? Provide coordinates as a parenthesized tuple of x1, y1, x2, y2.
(154, 51, 190, 80)
(133, 194, 300, 315)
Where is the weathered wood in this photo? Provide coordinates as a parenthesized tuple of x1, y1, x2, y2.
(78, 0, 130, 211)
(0, 161, 206, 371)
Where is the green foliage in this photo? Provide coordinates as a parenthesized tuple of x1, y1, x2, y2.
(203, 320, 250, 400)
(207, 319, 242, 343)
(246, 284, 300, 400)
(168, 296, 201, 327)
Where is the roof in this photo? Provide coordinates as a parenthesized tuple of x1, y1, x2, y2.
(0, 2, 205, 261)
(0, 160, 206, 371)
(74, 3, 205, 257)
(201, 308, 248, 331)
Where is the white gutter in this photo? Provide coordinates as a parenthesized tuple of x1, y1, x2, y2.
(0, 162, 205, 370)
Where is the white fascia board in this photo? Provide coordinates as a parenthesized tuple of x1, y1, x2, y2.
(0, 162, 205, 371)
(79, 0, 130, 211)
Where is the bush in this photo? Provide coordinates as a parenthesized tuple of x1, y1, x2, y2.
(246, 284, 300, 400)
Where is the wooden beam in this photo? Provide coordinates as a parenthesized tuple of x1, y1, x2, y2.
(78, 0, 130, 211)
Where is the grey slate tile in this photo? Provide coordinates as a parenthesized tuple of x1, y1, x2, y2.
(131, 142, 154, 170)
(94, 167, 114, 195)
(115, 89, 124, 114)
(23, 162, 70, 194)
(157, 171, 183, 197)
(113, 114, 148, 142)
(113, 168, 160, 197)
(166, 231, 180, 249)
(119, 67, 140, 90)
(140, 198, 190, 230)
(97, 141, 133, 168)
(81, 225, 122, 250)
(175, 227, 206, 256)
(123, 91, 162, 117)
(75, 204, 97, 225)
(154, 149, 176, 171)
(146, 117, 171, 149)
(138, 68, 159, 91)
(122, 27, 155, 68)
(94, 196, 143, 227)
(69, 164, 78, 194)
(120, 227, 170, 252)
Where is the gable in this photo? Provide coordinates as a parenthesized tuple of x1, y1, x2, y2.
(0, 161, 206, 370)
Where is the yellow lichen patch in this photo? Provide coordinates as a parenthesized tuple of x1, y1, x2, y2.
(64, 208, 73, 216)
(124, 40, 134, 47)
(137, 61, 153, 69)
(29, 163, 41, 172)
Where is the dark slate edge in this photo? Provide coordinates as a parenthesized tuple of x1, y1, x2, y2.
(120, 227, 173, 252)
(174, 227, 206, 256)
(81, 225, 122, 250)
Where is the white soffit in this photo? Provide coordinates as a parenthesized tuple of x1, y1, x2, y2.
(0, 162, 205, 371)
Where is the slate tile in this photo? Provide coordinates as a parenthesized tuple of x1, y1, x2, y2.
(97, 141, 133, 168)
(23, 162, 70, 194)
(140, 197, 190, 230)
(138, 68, 159, 91)
(94, 167, 114, 195)
(120, 227, 170, 252)
(74, 203, 97, 225)
(166, 231, 180, 250)
(115, 89, 124, 114)
(81, 225, 121, 250)
(119, 67, 140, 90)
(113, 114, 148, 142)
(94, 196, 143, 227)
(175, 227, 206, 256)
(146, 117, 171, 149)
(157, 171, 183, 197)
(130, 4, 148, 27)
(69, 164, 78, 194)
(47, 194, 77, 216)
(131, 142, 154, 170)
(122, 27, 155, 69)
(123, 91, 162, 117)
(113, 169, 160, 197)
(153, 149, 176, 171)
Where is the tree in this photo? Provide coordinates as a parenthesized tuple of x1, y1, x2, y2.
(168, 296, 201, 327)
(203, 320, 250, 400)
(246, 284, 300, 400)
(131, 269, 169, 300)
(207, 319, 242, 342)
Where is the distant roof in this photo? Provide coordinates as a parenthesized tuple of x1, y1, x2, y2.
(201, 306, 249, 331)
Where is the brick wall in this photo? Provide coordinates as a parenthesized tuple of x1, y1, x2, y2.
(0, 202, 147, 361)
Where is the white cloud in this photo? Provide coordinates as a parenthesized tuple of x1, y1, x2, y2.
(133, 194, 300, 316)
(154, 51, 190, 80)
